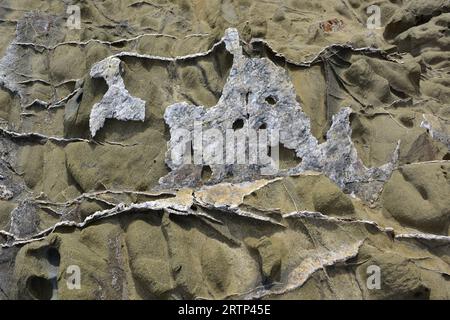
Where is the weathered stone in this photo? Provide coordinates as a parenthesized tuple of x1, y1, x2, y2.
(161, 28, 399, 204)
(88, 57, 146, 137)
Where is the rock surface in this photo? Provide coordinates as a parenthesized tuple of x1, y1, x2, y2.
(0, 0, 449, 300)
(89, 57, 146, 137)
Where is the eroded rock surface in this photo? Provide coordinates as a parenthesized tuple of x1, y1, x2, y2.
(161, 28, 399, 205)
(0, 0, 449, 300)
(89, 57, 146, 137)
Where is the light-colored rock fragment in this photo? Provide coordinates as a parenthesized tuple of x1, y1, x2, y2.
(160, 28, 399, 202)
(241, 240, 364, 299)
(89, 57, 146, 137)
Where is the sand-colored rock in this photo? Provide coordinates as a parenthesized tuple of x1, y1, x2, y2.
(381, 163, 450, 234)
(0, 0, 449, 301)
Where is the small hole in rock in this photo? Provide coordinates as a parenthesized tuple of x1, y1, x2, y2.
(232, 119, 244, 130)
(27, 276, 53, 300)
(259, 123, 267, 130)
(201, 166, 212, 182)
(225, 170, 234, 179)
(443, 153, 450, 160)
(245, 92, 250, 104)
(279, 144, 302, 170)
(413, 287, 430, 299)
(190, 141, 195, 160)
(46, 247, 60, 267)
(265, 95, 277, 105)
(399, 116, 414, 128)
(267, 144, 301, 169)
(190, 205, 198, 211)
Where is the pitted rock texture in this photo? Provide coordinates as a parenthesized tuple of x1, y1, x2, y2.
(0, 0, 449, 300)
(161, 28, 399, 204)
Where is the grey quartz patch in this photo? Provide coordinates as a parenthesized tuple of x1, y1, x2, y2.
(88, 57, 146, 137)
(160, 28, 399, 202)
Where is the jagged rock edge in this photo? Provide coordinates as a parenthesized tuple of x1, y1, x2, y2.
(2, 178, 449, 248)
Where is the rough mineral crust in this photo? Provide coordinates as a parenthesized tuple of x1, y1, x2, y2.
(0, 11, 68, 108)
(0, 0, 449, 301)
(88, 57, 146, 137)
(160, 28, 398, 203)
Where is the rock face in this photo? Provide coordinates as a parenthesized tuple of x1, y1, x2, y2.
(0, 0, 449, 300)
